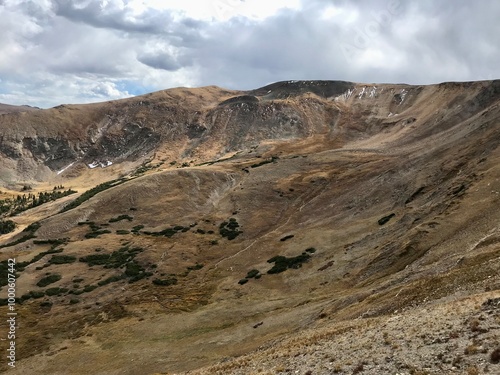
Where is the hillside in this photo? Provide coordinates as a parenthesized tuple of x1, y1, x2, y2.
(0, 80, 499, 374)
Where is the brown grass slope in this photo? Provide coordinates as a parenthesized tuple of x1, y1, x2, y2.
(0, 80, 499, 374)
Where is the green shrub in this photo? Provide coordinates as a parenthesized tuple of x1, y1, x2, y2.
(29, 290, 46, 299)
(109, 215, 133, 223)
(143, 226, 188, 238)
(20, 290, 45, 301)
(26, 248, 64, 268)
(45, 287, 68, 296)
(246, 269, 260, 278)
(378, 213, 396, 225)
(0, 233, 37, 249)
(124, 261, 152, 283)
(84, 229, 111, 239)
(60, 179, 126, 213)
(238, 278, 249, 285)
(97, 274, 125, 286)
(79, 254, 112, 266)
(69, 298, 80, 304)
(116, 230, 130, 235)
(36, 274, 62, 287)
(33, 238, 68, 246)
(40, 301, 52, 308)
(78, 221, 94, 226)
(83, 285, 97, 293)
(0, 220, 16, 234)
(125, 261, 143, 277)
(128, 272, 153, 283)
(153, 277, 177, 286)
(267, 253, 311, 274)
(219, 218, 242, 240)
(23, 222, 41, 233)
(48, 255, 77, 264)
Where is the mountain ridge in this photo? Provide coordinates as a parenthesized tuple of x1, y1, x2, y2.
(0, 79, 498, 187)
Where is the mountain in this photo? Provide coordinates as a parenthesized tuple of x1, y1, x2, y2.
(0, 103, 40, 115)
(0, 80, 499, 374)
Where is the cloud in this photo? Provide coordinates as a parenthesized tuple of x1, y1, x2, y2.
(90, 81, 128, 97)
(137, 53, 180, 71)
(0, 0, 498, 107)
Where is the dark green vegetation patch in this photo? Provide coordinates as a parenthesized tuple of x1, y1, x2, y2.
(48, 255, 76, 265)
(97, 275, 125, 286)
(1, 189, 76, 217)
(378, 213, 396, 226)
(60, 178, 126, 213)
(109, 215, 133, 223)
(33, 238, 69, 246)
(0, 220, 16, 234)
(0, 221, 41, 249)
(246, 269, 260, 278)
(79, 221, 112, 239)
(152, 277, 178, 286)
(79, 246, 143, 268)
(280, 234, 294, 242)
(79, 246, 152, 284)
(85, 229, 112, 239)
(45, 287, 69, 296)
(0, 240, 65, 287)
(219, 218, 242, 240)
(267, 252, 312, 274)
(36, 274, 62, 287)
(143, 225, 191, 238)
(131, 225, 144, 233)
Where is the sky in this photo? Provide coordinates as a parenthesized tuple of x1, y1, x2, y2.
(0, 0, 498, 108)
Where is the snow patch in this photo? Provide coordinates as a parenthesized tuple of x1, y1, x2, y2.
(87, 161, 113, 169)
(334, 88, 355, 102)
(357, 86, 366, 99)
(399, 89, 407, 104)
(57, 162, 75, 175)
